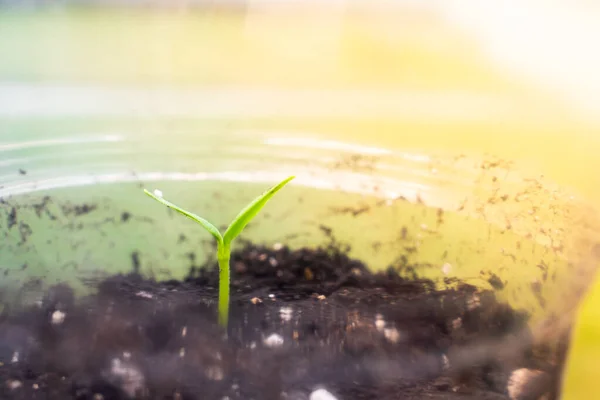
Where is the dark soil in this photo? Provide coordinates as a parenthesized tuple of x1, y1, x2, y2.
(0, 244, 562, 400)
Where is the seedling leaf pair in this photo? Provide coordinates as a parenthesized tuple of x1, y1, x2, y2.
(144, 176, 295, 327)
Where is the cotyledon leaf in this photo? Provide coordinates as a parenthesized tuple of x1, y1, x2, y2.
(223, 176, 295, 246)
(144, 189, 223, 245)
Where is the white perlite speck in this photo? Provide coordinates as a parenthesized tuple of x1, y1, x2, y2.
(441, 354, 450, 370)
(452, 317, 462, 330)
(205, 366, 224, 381)
(110, 358, 145, 398)
(442, 263, 452, 275)
(467, 294, 481, 310)
(309, 388, 338, 400)
(507, 368, 547, 400)
(6, 380, 22, 390)
(280, 307, 293, 322)
(51, 310, 66, 325)
(263, 333, 284, 348)
(153, 189, 163, 198)
(384, 327, 401, 343)
(374, 314, 385, 331)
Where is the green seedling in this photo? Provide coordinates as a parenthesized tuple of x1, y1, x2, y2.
(144, 176, 295, 327)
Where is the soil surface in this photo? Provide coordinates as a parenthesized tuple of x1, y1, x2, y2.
(0, 243, 562, 400)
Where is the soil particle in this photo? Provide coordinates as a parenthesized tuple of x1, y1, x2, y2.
(18, 222, 32, 245)
(0, 244, 562, 400)
(7, 207, 17, 229)
(61, 203, 97, 217)
(488, 274, 505, 291)
(121, 213, 132, 223)
(131, 252, 141, 274)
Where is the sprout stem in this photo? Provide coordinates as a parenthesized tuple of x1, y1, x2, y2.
(217, 244, 231, 327)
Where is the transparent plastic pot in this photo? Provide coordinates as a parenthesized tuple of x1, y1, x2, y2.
(2, 121, 600, 389)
